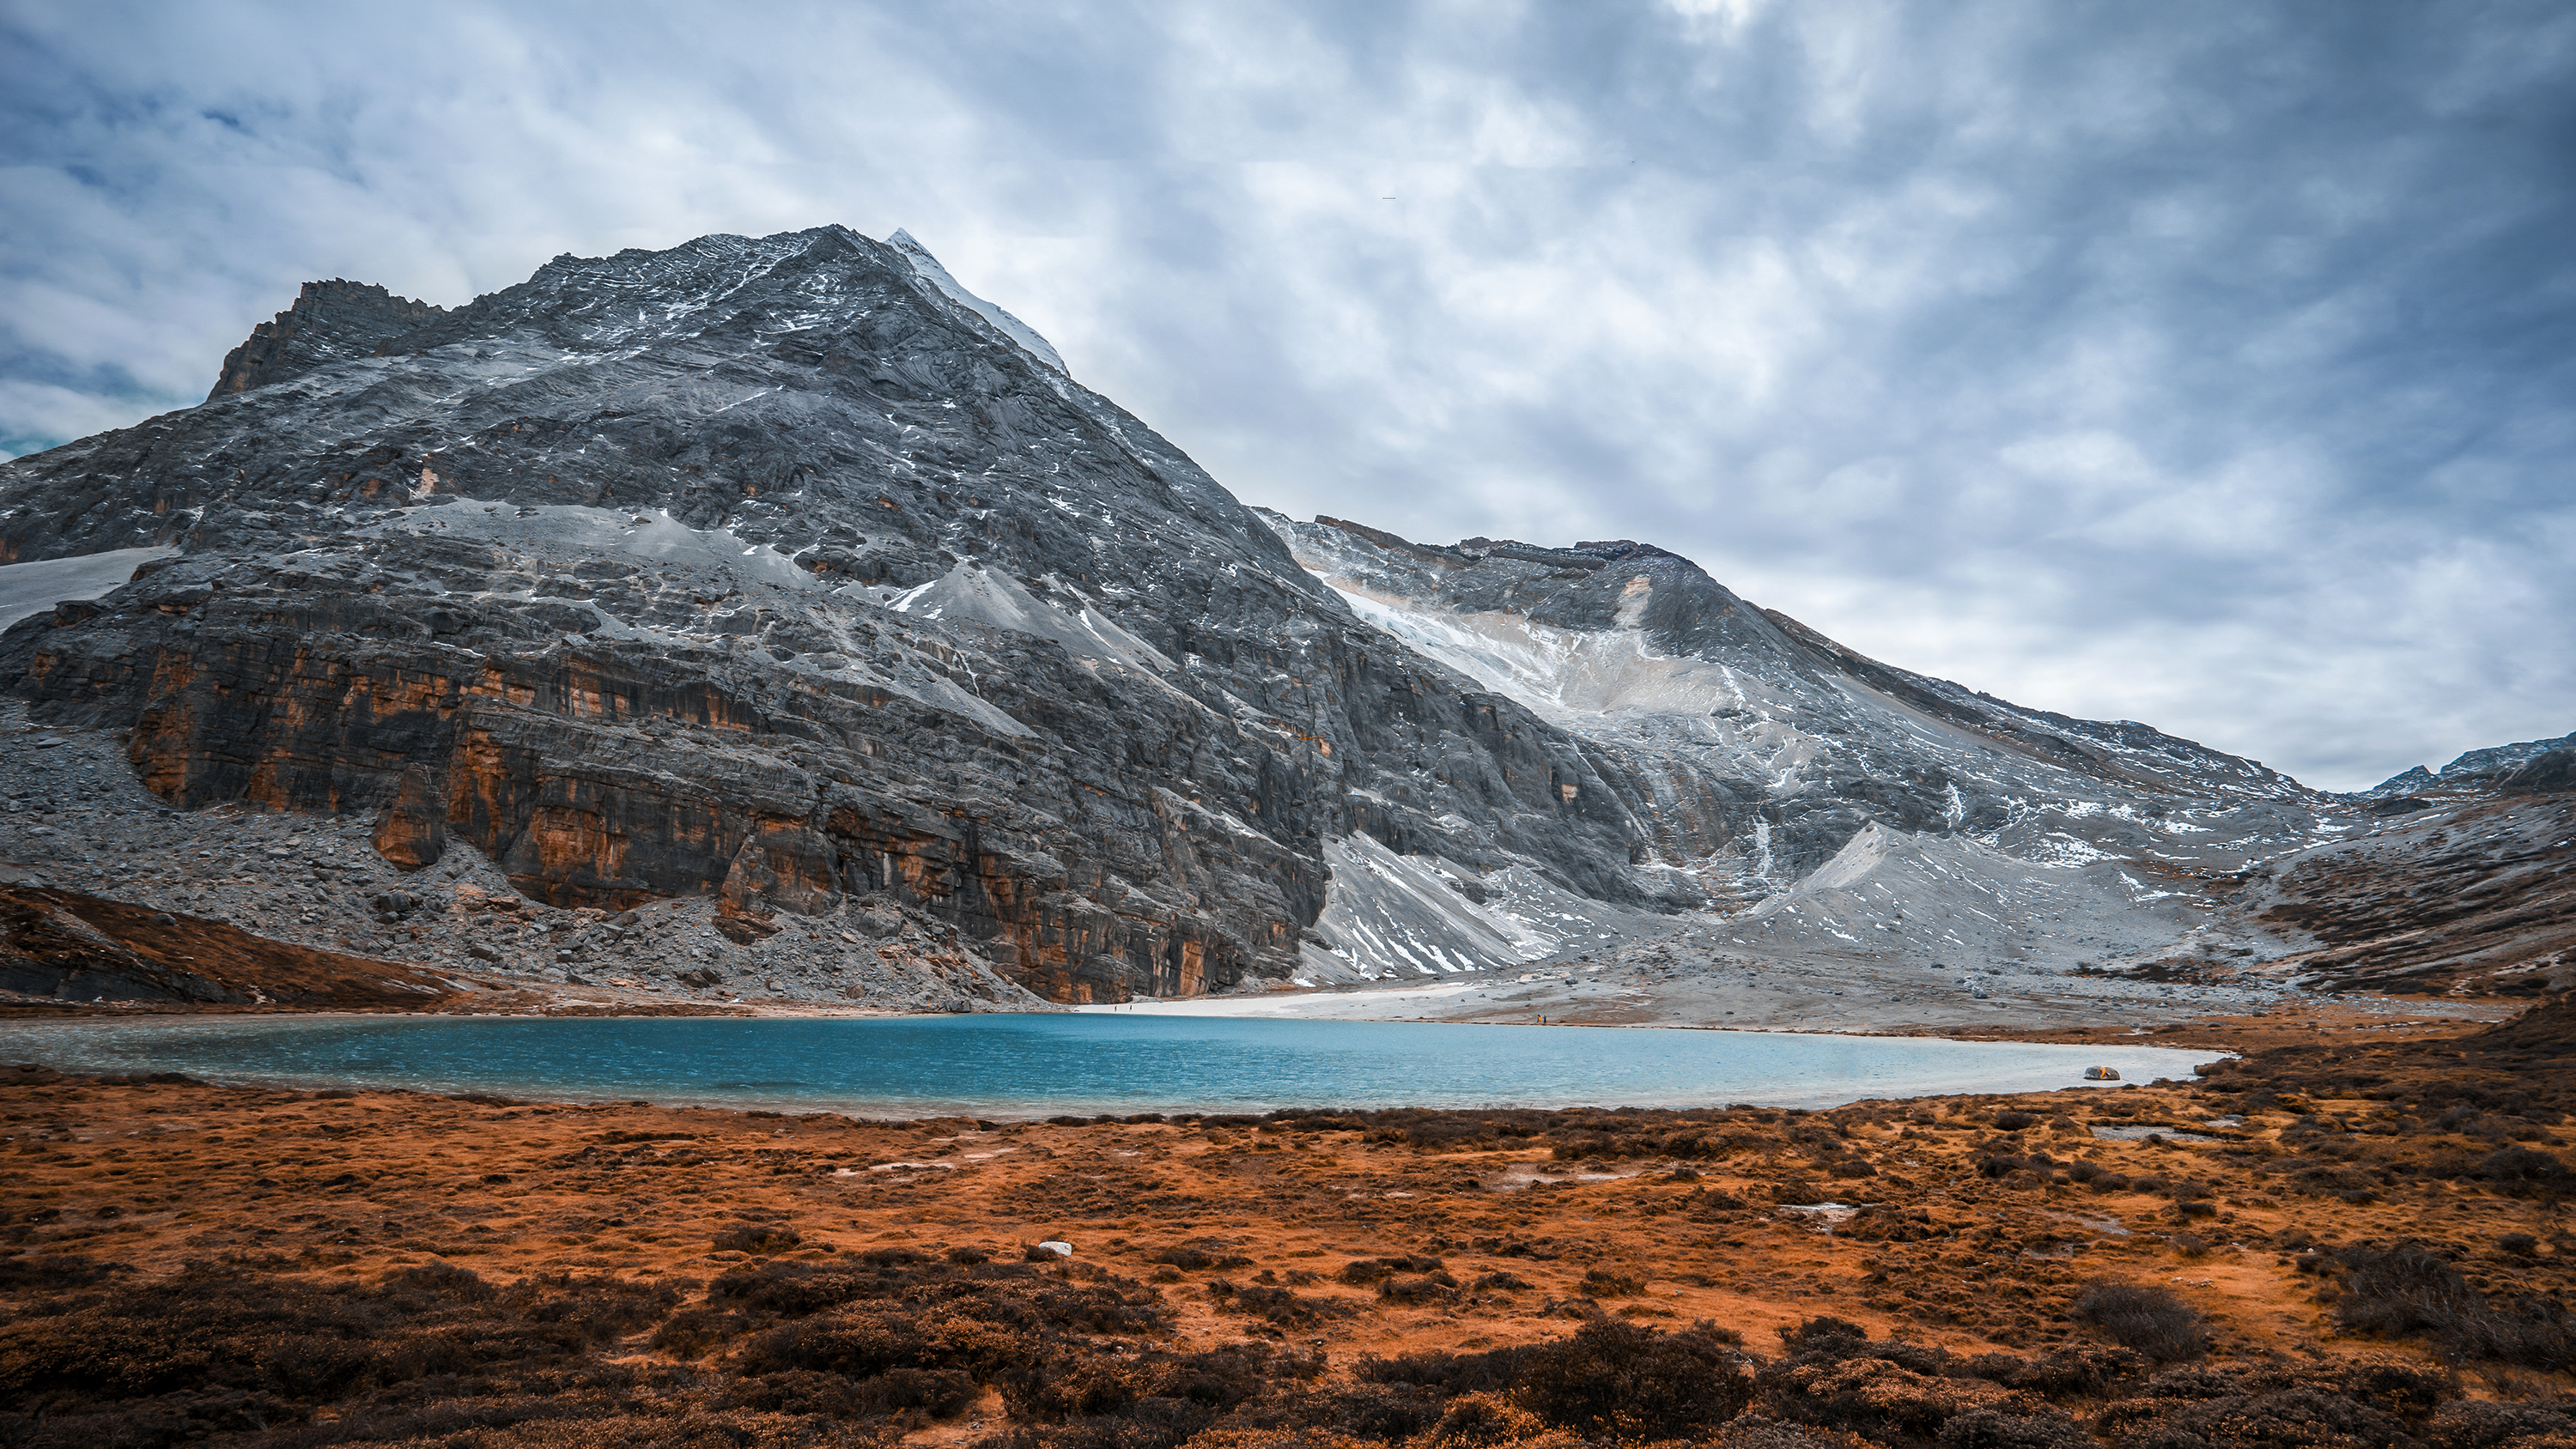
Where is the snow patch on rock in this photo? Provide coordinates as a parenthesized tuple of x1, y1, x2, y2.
(887, 229, 1067, 374)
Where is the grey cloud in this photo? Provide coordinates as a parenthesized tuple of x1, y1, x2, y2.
(3, 0, 2570, 788)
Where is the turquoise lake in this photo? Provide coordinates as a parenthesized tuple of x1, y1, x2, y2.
(0, 1014, 2217, 1117)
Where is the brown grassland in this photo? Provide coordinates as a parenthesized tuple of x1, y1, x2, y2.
(2, 999, 2572, 1449)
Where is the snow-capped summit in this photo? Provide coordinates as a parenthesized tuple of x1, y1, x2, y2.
(885, 228, 1067, 375)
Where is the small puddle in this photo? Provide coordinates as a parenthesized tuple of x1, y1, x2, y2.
(1488, 1163, 1653, 1191)
(2090, 1125, 2218, 1143)
(1778, 1202, 1870, 1228)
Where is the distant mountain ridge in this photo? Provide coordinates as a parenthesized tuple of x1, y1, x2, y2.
(2367, 728, 2576, 795)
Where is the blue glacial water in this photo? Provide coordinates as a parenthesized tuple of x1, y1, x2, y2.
(0, 1014, 2218, 1117)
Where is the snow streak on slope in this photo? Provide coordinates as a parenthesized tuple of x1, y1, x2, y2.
(0, 548, 176, 630)
(1331, 583, 1748, 723)
(885, 229, 1067, 374)
(1297, 834, 1634, 985)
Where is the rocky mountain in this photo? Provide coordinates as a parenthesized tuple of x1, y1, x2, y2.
(2366, 729, 2576, 797)
(1, 224, 2566, 1017)
(1268, 518, 2351, 973)
(0, 226, 1687, 1004)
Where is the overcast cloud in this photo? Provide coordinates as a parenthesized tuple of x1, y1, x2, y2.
(3, 0, 2571, 790)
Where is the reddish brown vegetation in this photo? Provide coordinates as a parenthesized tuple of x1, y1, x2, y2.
(0, 997, 2570, 1445)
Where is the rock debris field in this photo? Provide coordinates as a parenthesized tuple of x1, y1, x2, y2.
(0, 705, 1045, 1016)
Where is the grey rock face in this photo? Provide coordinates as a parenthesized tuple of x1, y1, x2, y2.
(2441, 731, 2576, 784)
(2366, 765, 2439, 796)
(205, 280, 449, 403)
(1272, 513, 2316, 910)
(2362, 731, 2576, 798)
(0, 226, 1674, 1002)
(2500, 748, 2576, 796)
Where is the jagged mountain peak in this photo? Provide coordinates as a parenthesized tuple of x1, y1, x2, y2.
(1267, 506, 2322, 944)
(2365, 727, 2576, 797)
(2440, 729, 2576, 781)
(204, 278, 447, 402)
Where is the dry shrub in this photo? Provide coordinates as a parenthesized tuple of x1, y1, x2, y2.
(710, 1222, 802, 1254)
(1339, 1255, 1442, 1285)
(1211, 1282, 1358, 1330)
(2072, 1281, 2208, 1361)
(500, 1271, 679, 1341)
(1426, 1391, 1551, 1447)
(1578, 1267, 1645, 1297)
(1718, 1416, 1877, 1449)
(1934, 1408, 2094, 1449)
(2336, 1243, 2576, 1370)
(2421, 1400, 2576, 1449)
(1284, 1384, 1447, 1441)
(1357, 1319, 1753, 1439)
(1775, 1317, 1872, 1355)
(650, 1306, 756, 1358)
(1353, 1348, 1524, 1398)
(1376, 1272, 1461, 1307)
(2479, 1146, 2571, 1197)
(1189, 1431, 1377, 1449)
(1153, 1238, 1253, 1270)
(2095, 1384, 2409, 1449)
(1982, 1344, 2147, 1398)
(0, 1262, 678, 1449)
(991, 1342, 1279, 1449)
(1757, 1321, 2010, 1440)
(715, 1363, 975, 1420)
(1510, 1318, 1753, 1438)
(0, 1252, 125, 1290)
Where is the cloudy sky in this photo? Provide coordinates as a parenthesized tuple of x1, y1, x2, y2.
(4, 1, 2571, 790)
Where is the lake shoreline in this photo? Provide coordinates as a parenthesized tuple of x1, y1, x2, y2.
(0, 1011, 2230, 1120)
(0, 991, 2506, 1056)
